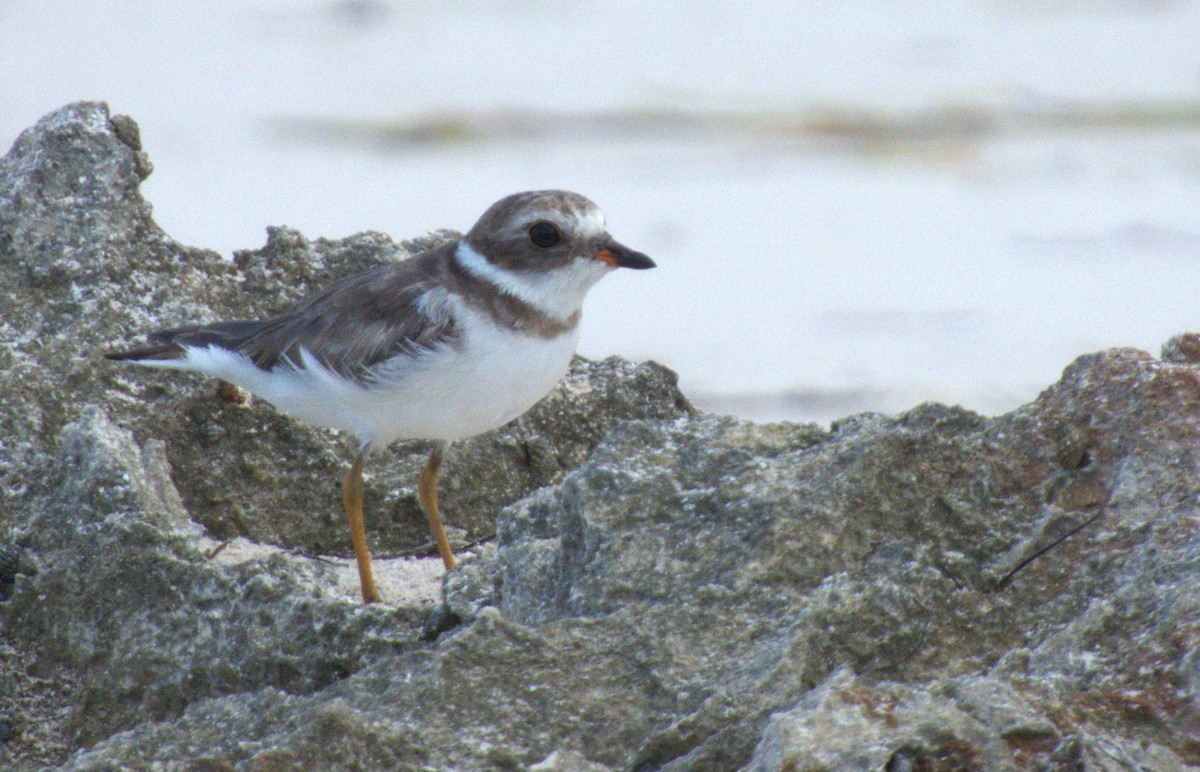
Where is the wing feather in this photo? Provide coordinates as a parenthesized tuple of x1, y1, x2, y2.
(107, 244, 459, 381)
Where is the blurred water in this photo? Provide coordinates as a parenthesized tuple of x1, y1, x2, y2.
(2, 0, 1199, 422)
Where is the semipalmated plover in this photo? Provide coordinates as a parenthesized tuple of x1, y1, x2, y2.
(108, 190, 655, 603)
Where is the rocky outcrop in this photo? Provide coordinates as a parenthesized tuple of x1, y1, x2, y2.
(1, 103, 1198, 769)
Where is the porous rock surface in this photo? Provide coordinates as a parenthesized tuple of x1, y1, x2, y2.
(1, 103, 1198, 769)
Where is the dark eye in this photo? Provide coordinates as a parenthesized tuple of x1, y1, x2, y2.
(528, 221, 562, 249)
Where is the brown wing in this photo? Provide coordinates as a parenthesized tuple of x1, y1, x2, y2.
(108, 244, 459, 380)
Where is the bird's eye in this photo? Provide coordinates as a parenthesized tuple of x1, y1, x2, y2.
(528, 221, 563, 249)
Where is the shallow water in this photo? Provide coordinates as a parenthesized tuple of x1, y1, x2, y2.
(3, 0, 1199, 422)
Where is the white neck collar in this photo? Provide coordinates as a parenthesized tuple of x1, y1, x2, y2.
(454, 241, 610, 321)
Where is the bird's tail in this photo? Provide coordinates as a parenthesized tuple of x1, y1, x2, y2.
(105, 320, 265, 363)
(105, 345, 184, 364)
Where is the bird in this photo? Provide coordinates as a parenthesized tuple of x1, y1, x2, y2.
(107, 190, 655, 603)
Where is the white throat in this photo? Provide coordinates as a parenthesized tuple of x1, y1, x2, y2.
(454, 241, 611, 320)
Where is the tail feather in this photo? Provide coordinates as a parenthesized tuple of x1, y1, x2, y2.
(106, 320, 267, 363)
(104, 342, 187, 362)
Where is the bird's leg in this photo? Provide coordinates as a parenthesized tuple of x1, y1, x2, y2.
(417, 442, 455, 570)
(342, 453, 382, 603)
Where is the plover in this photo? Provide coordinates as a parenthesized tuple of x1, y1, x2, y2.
(108, 190, 655, 603)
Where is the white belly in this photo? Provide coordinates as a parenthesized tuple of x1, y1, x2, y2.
(163, 309, 578, 450)
(353, 315, 579, 446)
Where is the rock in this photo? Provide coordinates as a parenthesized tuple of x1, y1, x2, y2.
(747, 669, 1193, 770)
(4, 406, 424, 752)
(62, 344, 1200, 770)
(3, 103, 1200, 769)
(1162, 331, 1200, 365)
(747, 670, 1060, 770)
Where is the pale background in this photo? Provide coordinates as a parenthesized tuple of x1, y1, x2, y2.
(3, 0, 1199, 422)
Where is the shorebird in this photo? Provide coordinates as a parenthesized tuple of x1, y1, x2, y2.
(108, 190, 655, 603)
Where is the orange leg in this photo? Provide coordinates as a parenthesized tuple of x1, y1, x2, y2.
(417, 443, 455, 570)
(342, 454, 382, 603)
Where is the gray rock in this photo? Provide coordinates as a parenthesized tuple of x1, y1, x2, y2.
(747, 669, 1194, 771)
(3, 103, 1199, 769)
(4, 406, 424, 752)
(747, 670, 1059, 771)
(1161, 331, 1200, 364)
(64, 346, 1200, 770)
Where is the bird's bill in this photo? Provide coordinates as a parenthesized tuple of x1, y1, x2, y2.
(594, 241, 656, 270)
